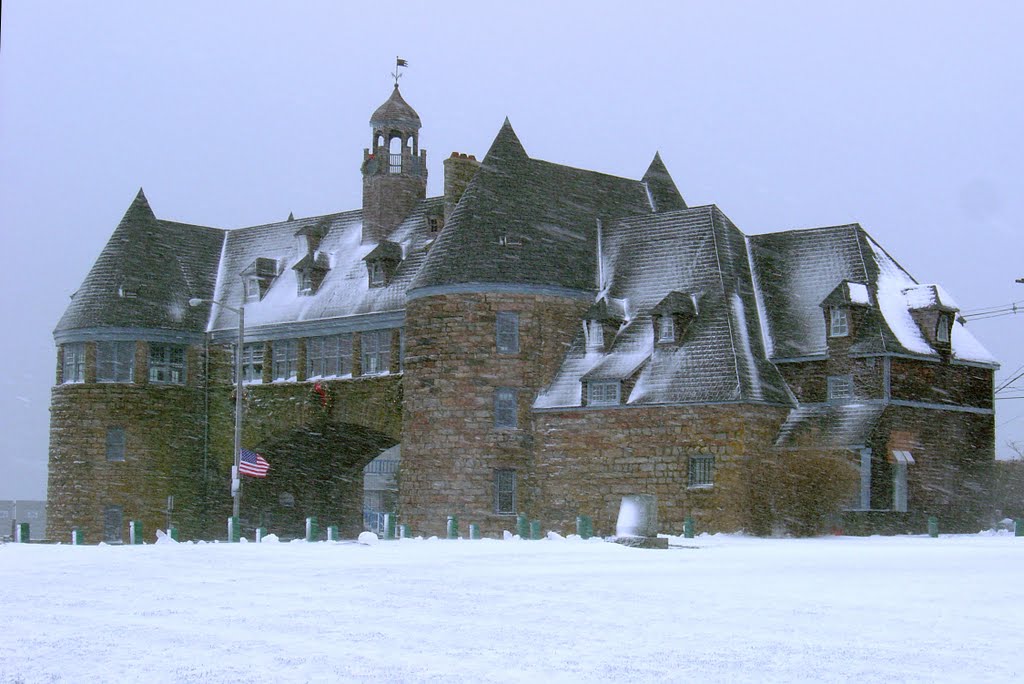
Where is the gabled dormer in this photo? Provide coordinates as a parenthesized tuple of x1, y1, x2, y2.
(240, 257, 279, 302)
(292, 252, 330, 296)
(650, 292, 698, 347)
(820, 280, 871, 342)
(902, 284, 958, 353)
(362, 240, 403, 288)
(583, 298, 624, 352)
(295, 219, 329, 257)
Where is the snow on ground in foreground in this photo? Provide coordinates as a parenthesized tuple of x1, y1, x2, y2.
(1, 534, 1021, 683)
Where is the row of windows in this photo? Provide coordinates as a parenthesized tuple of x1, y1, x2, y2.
(62, 342, 183, 385)
(234, 330, 396, 383)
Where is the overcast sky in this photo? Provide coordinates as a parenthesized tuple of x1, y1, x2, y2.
(1, 2, 1021, 499)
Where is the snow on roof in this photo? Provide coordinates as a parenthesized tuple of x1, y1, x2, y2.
(848, 282, 870, 305)
(902, 283, 959, 311)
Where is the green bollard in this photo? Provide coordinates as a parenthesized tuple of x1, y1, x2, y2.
(516, 513, 529, 539)
(228, 516, 240, 543)
(129, 520, 143, 545)
(469, 523, 480, 540)
(446, 515, 459, 539)
(683, 517, 695, 539)
(529, 520, 542, 540)
(399, 523, 411, 539)
(927, 516, 939, 538)
(384, 513, 397, 540)
(168, 526, 179, 542)
(71, 527, 83, 545)
(16, 522, 29, 543)
(575, 515, 593, 540)
(306, 517, 319, 542)
(1015, 519, 1023, 537)
(327, 525, 339, 541)
(255, 527, 267, 543)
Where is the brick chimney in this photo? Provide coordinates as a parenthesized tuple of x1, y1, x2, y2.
(443, 152, 480, 223)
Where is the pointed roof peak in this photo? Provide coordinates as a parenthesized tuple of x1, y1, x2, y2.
(124, 186, 156, 222)
(484, 117, 528, 165)
(287, 211, 295, 222)
(370, 84, 421, 128)
(641, 152, 686, 213)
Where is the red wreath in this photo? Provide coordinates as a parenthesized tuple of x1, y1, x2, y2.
(312, 382, 331, 408)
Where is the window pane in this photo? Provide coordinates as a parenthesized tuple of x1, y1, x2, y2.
(148, 344, 186, 384)
(105, 427, 126, 462)
(588, 381, 620, 406)
(62, 343, 86, 384)
(659, 315, 675, 341)
(496, 312, 519, 354)
(688, 455, 714, 487)
(272, 340, 298, 381)
(494, 388, 517, 428)
(494, 469, 517, 514)
(361, 330, 390, 376)
(827, 376, 852, 401)
(830, 307, 849, 337)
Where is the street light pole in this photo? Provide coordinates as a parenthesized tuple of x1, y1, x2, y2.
(190, 297, 245, 524)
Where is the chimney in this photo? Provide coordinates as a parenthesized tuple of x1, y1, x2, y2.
(443, 152, 480, 223)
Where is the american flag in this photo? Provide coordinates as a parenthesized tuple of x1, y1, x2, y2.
(238, 449, 270, 478)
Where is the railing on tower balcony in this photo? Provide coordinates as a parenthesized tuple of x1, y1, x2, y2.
(389, 154, 403, 174)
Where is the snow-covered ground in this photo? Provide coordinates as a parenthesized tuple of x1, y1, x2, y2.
(1, 532, 1021, 683)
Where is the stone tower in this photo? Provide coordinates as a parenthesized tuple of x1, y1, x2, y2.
(361, 85, 427, 245)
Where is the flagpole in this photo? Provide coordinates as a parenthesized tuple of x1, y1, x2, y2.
(232, 304, 244, 521)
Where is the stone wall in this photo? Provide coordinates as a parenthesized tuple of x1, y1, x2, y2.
(534, 404, 788, 536)
(401, 292, 590, 536)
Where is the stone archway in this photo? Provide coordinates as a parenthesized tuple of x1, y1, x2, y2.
(240, 420, 399, 538)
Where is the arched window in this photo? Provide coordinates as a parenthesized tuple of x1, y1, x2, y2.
(388, 135, 403, 173)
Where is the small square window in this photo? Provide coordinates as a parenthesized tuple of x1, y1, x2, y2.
(494, 469, 517, 515)
(106, 427, 126, 462)
(97, 341, 135, 383)
(494, 388, 518, 429)
(688, 455, 714, 488)
(496, 312, 519, 354)
(428, 216, 442, 233)
(827, 375, 853, 402)
(829, 307, 849, 337)
(587, 381, 621, 406)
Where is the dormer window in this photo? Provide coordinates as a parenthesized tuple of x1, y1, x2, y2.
(936, 313, 951, 344)
(362, 240, 403, 289)
(428, 216, 442, 234)
(240, 257, 279, 302)
(587, 381, 621, 406)
(586, 319, 605, 352)
(299, 271, 314, 294)
(658, 315, 675, 342)
(829, 307, 849, 337)
(651, 291, 698, 347)
(369, 261, 386, 287)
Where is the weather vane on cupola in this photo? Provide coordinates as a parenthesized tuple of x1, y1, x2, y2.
(391, 57, 408, 87)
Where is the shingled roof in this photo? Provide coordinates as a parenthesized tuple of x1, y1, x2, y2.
(537, 205, 792, 408)
(747, 225, 995, 365)
(54, 189, 224, 340)
(409, 120, 654, 295)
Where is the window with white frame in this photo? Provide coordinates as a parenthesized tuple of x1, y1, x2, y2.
(688, 454, 714, 487)
(368, 261, 386, 288)
(587, 380, 621, 406)
(494, 388, 518, 429)
(105, 427, 126, 462)
(361, 330, 392, 375)
(97, 341, 135, 383)
(307, 334, 352, 378)
(827, 375, 853, 402)
(148, 344, 186, 384)
(829, 306, 849, 337)
(494, 469, 517, 515)
(272, 340, 299, 381)
(234, 343, 265, 384)
(585, 319, 604, 352)
(658, 315, 675, 342)
(244, 277, 262, 302)
(62, 343, 86, 384)
(496, 312, 519, 354)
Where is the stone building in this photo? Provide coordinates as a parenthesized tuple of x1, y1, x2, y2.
(49, 83, 998, 541)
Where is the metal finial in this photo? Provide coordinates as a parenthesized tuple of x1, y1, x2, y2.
(392, 57, 408, 87)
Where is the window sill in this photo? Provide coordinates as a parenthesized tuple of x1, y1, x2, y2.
(687, 484, 714, 491)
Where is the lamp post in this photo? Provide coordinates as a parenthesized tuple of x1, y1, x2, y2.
(189, 297, 244, 522)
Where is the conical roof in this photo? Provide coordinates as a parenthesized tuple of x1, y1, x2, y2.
(370, 85, 421, 129)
